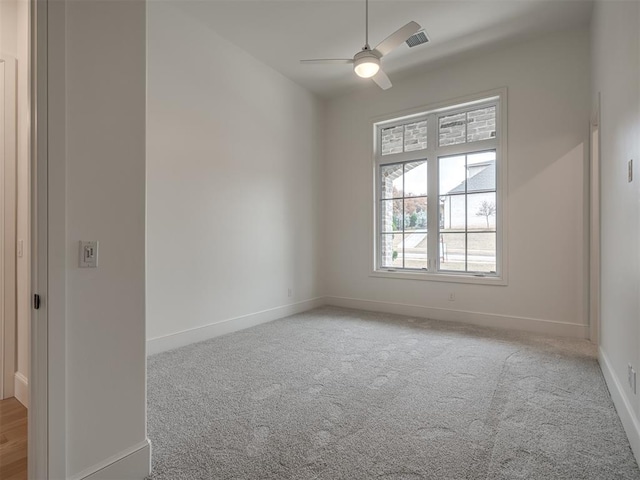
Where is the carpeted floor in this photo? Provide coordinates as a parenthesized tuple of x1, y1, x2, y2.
(147, 307, 640, 479)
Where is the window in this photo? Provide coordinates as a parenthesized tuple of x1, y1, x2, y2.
(374, 92, 505, 283)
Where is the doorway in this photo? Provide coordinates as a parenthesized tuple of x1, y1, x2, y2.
(0, 55, 17, 402)
(0, 0, 33, 477)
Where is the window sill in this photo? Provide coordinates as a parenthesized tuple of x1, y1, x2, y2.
(370, 269, 507, 286)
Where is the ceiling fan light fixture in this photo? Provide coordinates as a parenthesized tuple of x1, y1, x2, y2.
(300, 0, 421, 90)
(353, 52, 380, 78)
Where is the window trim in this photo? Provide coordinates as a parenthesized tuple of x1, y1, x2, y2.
(370, 88, 508, 286)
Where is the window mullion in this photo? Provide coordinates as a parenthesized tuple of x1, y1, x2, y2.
(427, 113, 439, 271)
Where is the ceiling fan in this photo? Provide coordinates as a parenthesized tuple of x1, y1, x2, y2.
(300, 0, 422, 90)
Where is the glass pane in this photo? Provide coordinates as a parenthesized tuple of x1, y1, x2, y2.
(404, 120, 427, 152)
(467, 151, 496, 191)
(380, 164, 404, 199)
(381, 234, 404, 268)
(439, 155, 466, 194)
(404, 197, 428, 232)
(439, 233, 466, 271)
(440, 194, 466, 231)
(404, 161, 428, 197)
(468, 192, 497, 231)
(439, 112, 466, 146)
(440, 155, 467, 233)
(467, 232, 496, 273)
(403, 233, 428, 270)
(467, 106, 496, 143)
(381, 199, 403, 233)
(381, 126, 403, 155)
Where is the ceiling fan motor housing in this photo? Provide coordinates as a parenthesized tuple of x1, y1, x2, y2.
(353, 50, 381, 78)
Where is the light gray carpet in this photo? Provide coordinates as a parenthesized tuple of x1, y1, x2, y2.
(147, 307, 640, 479)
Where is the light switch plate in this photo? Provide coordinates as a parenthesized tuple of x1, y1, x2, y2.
(79, 240, 98, 268)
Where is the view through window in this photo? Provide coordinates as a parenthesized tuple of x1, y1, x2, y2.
(375, 95, 503, 279)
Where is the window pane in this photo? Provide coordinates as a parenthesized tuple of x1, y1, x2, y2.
(440, 233, 465, 271)
(439, 112, 466, 146)
(381, 199, 403, 232)
(381, 126, 403, 155)
(466, 152, 496, 191)
(439, 155, 466, 194)
(467, 233, 496, 273)
(404, 197, 428, 232)
(468, 192, 497, 231)
(381, 163, 403, 198)
(381, 234, 404, 268)
(467, 106, 496, 143)
(404, 120, 427, 152)
(440, 194, 465, 231)
(404, 233, 428, 269)
(404, 161, 428, 197)
(440, 155, 467, 233)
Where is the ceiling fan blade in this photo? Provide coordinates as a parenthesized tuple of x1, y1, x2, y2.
(300, 59, 354, 65)
(372, 69, 392, 90)
(373, 21, 421, 57)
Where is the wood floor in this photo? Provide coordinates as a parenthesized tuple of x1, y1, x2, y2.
(0, 397, 27, 480)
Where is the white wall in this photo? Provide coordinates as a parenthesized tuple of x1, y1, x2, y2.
(59, 0, 149, 477)
(324, 28, 591, 336)
(0, 0, 30, 407)
(146, 2, 324, 351)
(591, 0, 640, 460)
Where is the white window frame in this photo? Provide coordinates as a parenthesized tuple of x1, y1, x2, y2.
(371, 88, 508, 285)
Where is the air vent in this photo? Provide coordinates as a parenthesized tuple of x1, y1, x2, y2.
(406, 31, 429, 48)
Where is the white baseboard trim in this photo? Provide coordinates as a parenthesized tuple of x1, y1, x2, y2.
(70, 438, 151, 480)
(147, 297, 326, 355)
(599, 347, 640, 463)
(325, 296, 589, 338)
(13, 372, 28, 408)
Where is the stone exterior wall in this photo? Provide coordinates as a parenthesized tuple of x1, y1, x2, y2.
(467, 107, 496, 143)
(381, 120, 427, 155)
(381, 126, 404, 155)
(439, 107, 496, 146)
(439, 112, 466, 146)
(404, 121, 427, 152)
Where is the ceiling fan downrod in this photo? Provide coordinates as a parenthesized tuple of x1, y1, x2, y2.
(364, 0, 370, 50)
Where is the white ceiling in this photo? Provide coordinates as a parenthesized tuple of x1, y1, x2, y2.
(175, 0, 593, 97)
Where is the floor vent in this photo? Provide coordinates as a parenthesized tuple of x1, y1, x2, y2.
(406, 31, 429, 48)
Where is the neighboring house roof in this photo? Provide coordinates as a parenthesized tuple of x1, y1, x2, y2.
(447, 161, 495, 194)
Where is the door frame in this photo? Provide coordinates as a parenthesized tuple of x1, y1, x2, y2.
(0, 55, 17, 401)
(29, 0, 51, 477)
(589, 93, 601, 345)
(30, 0, 68, 476)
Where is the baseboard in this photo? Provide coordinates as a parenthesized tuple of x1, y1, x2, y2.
(147, 297, 326, 355)
(13, 372, 28, 408)
(147, 295, 589, 355)
(599, 347, 640, 463)
(325, 296, 589, 338)
(70, 438, 151, 480)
